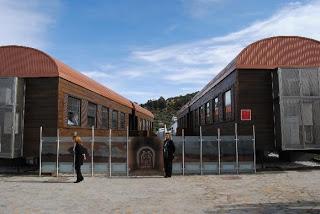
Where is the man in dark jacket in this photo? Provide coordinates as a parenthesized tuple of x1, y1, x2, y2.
(163, 132, 175, 178)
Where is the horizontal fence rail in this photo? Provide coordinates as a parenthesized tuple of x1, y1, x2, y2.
(39, 124, 256, 177)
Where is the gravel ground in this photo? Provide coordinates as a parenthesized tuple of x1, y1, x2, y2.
(1, 170, 320, 214)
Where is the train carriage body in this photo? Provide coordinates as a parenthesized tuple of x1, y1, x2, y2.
(0, 46, 154, 159)
(177, 36, 320, 154)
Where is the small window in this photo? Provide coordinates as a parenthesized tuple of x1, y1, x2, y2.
(194, 109, 199, 127)
(139, 118, 143, 130)
(199, 106, 205, 125)
(223, 90, 232, 121)
(213, 97, 219, 122)
(205, 102, 211, 124)
(87, 102, 97, 127)
(120, 112, 125, 129)
(67, 96, 81, 126)
(112, 110, 118, 129)
(101, 106, 109, 129)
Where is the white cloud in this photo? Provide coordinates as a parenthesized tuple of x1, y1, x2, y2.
(82, 71, 112, 79)
(131, 0, 320, 87)
(0, 0, 59, 49)
(181, 0, 225, 18)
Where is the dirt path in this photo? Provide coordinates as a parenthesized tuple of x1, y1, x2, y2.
(1, 170, 320, 213)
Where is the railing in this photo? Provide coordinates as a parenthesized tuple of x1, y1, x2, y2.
(39, 124, 256, 177)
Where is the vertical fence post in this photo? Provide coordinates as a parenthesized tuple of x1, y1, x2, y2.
(56, 129, 60, 177)
(235, 123, 239, 174)
(217, 128, 221, 175)
(253, 125, 256, 173)
(39, 126, 43, 177)
(73, 141, 76, 177)
(109, 129, 112, 177)
(126, 126, 129, 177)
(200, 126, 203, 175)
(91, 126, 94, 177)
(182, 129, 185, 176)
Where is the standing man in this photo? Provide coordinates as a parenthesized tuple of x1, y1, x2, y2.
(163, 132, 175, 178)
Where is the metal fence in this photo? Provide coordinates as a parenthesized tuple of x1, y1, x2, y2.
(39, 124, 256, 177)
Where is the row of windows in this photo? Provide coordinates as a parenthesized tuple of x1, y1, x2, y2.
(67, 96, 126, 130)
(138, 118, 152, 131)
(179, 89, 233, 128)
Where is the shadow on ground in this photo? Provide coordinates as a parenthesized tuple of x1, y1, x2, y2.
(205, 201, 320, 214)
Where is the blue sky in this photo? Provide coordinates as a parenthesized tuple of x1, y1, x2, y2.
(1, 0, 320, 103)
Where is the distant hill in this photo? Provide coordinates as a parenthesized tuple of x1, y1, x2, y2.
(141, 92, 198, 130)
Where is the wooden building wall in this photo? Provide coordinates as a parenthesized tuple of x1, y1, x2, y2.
(23, 78, 58, 157)
(58, 78, 132, 137)
(237, 69, 275, 151)
(178, 71, 237, 136)
(22, 77, 154, 158)
(177, 69, 276, 152)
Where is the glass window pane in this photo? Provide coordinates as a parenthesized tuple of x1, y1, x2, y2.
(205, 102, 211, 124)
(224, 90, 232, 121)
(67, 96, 81, 126)
(213, 97, 219, 122)
(112, 110, 118, 129)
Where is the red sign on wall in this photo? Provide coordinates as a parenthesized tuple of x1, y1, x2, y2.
(241, 109, 251, 121)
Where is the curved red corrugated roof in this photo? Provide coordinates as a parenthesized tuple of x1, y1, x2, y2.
(0, 45, 154, 118)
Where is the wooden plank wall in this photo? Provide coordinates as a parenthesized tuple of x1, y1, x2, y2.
(58, 78, 133, 137)
(177, 69, 276, 152)
(178, 71, 237, 136)
(237, 69, 275, 151)
(23, 78, 58, 157)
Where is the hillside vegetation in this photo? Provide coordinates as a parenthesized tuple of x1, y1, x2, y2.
(141, 92, 197, 130)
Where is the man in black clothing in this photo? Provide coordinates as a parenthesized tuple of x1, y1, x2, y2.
(73, 135, 87, 183)
(163, 132, 175, 178)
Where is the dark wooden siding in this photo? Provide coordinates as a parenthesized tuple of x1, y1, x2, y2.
(23, 78, 58, 157)
(237, 69, 275, 151)
(178, 71, 237, 136)
(58, 78, 134, 137)
(178, 69, 276, 152)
